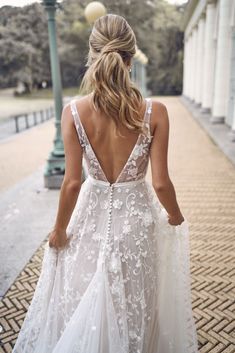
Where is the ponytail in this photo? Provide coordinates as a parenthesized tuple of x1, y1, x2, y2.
(80, 14, 146, 135)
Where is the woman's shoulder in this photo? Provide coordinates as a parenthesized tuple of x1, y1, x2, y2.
(148, 98, 169, 132)
(63, 94, 92, 117)
(148, 98, 168, 118)
(68, 94, 92, 108)
(148, 98, 168, 113)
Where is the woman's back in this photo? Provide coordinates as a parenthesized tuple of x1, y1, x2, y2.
(70, 94, 154, 184)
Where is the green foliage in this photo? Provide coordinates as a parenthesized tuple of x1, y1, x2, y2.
(57, 1, 90, 87)
(0, 38, 35, 88)
(0, 0, 186, 94)
(147, 0, 185, 94)
(0, 3, 50, 90)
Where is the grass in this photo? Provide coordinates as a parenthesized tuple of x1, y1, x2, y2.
(15, 87, 81, 100)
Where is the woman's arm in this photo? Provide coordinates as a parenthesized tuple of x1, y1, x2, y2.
(150, 101, 184, 225)
(49, 103, 83, 249)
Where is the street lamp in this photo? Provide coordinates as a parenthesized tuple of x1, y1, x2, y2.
(42, 0, 64, 189)
(84, 1, 107, 24)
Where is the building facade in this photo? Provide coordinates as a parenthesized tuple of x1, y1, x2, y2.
(183, 0, 235, 139)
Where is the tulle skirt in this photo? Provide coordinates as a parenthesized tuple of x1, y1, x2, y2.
(12, 177, 198, 353)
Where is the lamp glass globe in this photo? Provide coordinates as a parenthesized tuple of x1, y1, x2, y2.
(84, 1, 107, 24)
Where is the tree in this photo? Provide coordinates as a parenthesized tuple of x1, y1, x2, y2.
(146, 0, 185, 95)
(0, 4, 50, 89)
(57, 1, 90, 87)
(0, 38, 35, 90)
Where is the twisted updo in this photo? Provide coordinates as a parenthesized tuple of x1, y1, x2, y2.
(80, 14, 145, 134)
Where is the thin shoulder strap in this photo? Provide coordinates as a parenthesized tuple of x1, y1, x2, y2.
(70, 99, 86, 148)
(144, 97, 152, 123)
(143, 98, 153, 139)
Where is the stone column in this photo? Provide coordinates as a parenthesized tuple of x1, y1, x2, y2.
(230, 100, 235, 141)
(183, 35, 188, 96)
(186, 36, 191, 97)
(195, 16, 206, 105)
(211, 0, 233, 123)
(187, 33, 192, 99)
(227, 2, 235, 131)
(192, 26, 198, 102)
(190, 30, 196, 101)
(202, 1, 217, 112)
(187, 34, 193, 98)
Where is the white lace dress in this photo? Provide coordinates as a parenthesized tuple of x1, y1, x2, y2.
(12, 98, 199, 353)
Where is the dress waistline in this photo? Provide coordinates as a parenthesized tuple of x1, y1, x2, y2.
(86, 175, 146, 188)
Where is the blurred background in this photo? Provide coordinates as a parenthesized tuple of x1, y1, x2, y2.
(0, 0, 186, 98)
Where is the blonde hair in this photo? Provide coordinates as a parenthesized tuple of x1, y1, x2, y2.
(80, 14, 145, 134)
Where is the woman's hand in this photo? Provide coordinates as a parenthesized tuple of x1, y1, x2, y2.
(48, 229, 70, 250)
(167, 212, 185, 226)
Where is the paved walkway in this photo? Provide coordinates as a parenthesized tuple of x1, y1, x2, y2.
(0, 167, 59, 298)
(0, 94, 75, 192)
(0, 96, 235, 352)
(0, 120, 54, 192)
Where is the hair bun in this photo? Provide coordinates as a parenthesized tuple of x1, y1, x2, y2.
(101, 46, 119, 55)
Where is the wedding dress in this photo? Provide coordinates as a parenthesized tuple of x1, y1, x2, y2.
(12, 97, 199, 353)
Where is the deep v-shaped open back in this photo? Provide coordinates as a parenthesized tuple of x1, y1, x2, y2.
(70, 97, 153, 184)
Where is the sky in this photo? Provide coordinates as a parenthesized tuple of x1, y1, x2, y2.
(0, 0, 40, 6)
(0, 0, 188, 8)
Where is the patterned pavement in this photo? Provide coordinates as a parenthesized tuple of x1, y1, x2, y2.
(0, 96, 235, 352)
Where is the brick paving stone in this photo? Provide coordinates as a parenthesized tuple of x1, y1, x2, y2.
(0, 96, 235, 352)
(0, 120, 54, 192)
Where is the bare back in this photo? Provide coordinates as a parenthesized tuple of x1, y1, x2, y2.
(70, 95, 154, 184)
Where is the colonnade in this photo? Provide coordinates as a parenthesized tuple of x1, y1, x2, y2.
(183, 0, 235, 137)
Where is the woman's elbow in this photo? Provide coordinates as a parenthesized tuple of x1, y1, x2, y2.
(62, 178, 81, 193)
(152, 178, 171, 192)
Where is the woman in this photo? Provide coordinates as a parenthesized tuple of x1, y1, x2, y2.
(12, 14, 198, 353)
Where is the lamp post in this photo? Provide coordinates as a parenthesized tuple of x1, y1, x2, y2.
(139, 52, 148, 97)
(42, 0, 64, 189)
(133, 48, 148, 97)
